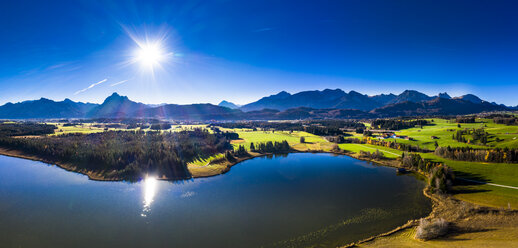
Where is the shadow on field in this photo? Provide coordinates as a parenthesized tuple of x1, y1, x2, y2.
(451, 187, 491, 194)
(440, 227, 497, 242)
(451, 171, 492, 194)
(454, 171, 490, 184)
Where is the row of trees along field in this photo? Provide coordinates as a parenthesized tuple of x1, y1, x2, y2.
(0, 129, 233, 180)
(340, 137, 432, 152)
(226, 140, 291, 161)
(371, 119, 429, 130)
(455, 117, 476, 123)
(0, 123, 56, 136)
(213, 120, 364, 136)
(493, 117, 517, 125)
(435, 146, 518, 163)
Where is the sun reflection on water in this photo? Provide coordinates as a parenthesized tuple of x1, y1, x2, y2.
(141, 176, 158, 217)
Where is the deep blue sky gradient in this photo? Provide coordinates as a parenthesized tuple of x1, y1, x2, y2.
(0, 0, 517, 105)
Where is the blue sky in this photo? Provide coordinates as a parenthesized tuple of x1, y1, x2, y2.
(0, 0, 517, 105)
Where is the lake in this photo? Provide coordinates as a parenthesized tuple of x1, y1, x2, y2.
(0, 153, 431, 248)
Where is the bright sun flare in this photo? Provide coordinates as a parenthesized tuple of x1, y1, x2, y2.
(134, 41, 167, 70)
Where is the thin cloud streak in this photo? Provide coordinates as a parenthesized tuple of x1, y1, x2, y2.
(74, 79, 108, 95)
(110, 79, 128, 87)
(252, 27, 275, 32)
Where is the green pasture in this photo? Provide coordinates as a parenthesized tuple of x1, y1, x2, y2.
(338, 143, 402, 158)
(385, 118, 518, 150)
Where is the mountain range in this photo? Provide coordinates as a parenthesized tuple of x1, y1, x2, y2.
(0, 90, 513, 120)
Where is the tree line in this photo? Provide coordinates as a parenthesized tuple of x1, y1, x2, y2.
(493, 117, 517, 125)
(435, 146, 518, 163)
(338, 137, 431, 153)
(371, 119, 429, 130)
(213, 120, 364, 133)
(455, 117, 476, 123)
(0, 123, 56, 136)
(226, 140, 291, 161)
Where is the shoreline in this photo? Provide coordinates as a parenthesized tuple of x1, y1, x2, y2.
(187, 148, 403, 179)
(1, 146, 513, 247)
(0, 147, 128, 182)
(342, 188, 439, 247)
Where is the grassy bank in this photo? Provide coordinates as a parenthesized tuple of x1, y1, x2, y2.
(352, 193, 518, 248)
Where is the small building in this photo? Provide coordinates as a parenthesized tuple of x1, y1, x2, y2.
(381, 133, 395, 139)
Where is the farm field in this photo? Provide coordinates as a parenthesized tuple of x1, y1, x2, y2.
(230, 130, 333, 151)
(338, 143, 403, 158)
(49, 123, 105, 135)
(377, 118, 518, 150)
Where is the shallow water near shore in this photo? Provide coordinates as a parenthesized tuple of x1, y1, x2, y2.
(0, 153, 431, 248)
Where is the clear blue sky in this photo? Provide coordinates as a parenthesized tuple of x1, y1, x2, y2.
(1, 0, 517, 105)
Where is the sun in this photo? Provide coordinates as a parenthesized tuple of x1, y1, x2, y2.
(134, 41, 168, 70)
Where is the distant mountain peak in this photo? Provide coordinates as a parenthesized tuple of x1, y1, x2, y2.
(218, 100, 240, 109)
(400, 90, 426, 95)
(0, 96, 97, 118)
(348, 90, 363, 96)
(369, 93, 397, 105)
(323, 88, 345, 93)
(454, 94, 483, 104)
(274, 91, 291, 98)
(103, 92, 128, 103)
(389, 90, 432, 104)
(438, 92, 451, 99)
(89, 93, 144, 118)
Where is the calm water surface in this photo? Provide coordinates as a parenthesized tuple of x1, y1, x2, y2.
(0, 153, 431, 248)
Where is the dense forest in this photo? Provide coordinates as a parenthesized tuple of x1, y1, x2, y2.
(0, 123, 56, 136)
(0, 129, 233, 180)
(371, 119, 429, 130)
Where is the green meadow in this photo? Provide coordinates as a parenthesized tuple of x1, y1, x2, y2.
(381, 118, 518, 150)
(230, 130, 332, 151)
